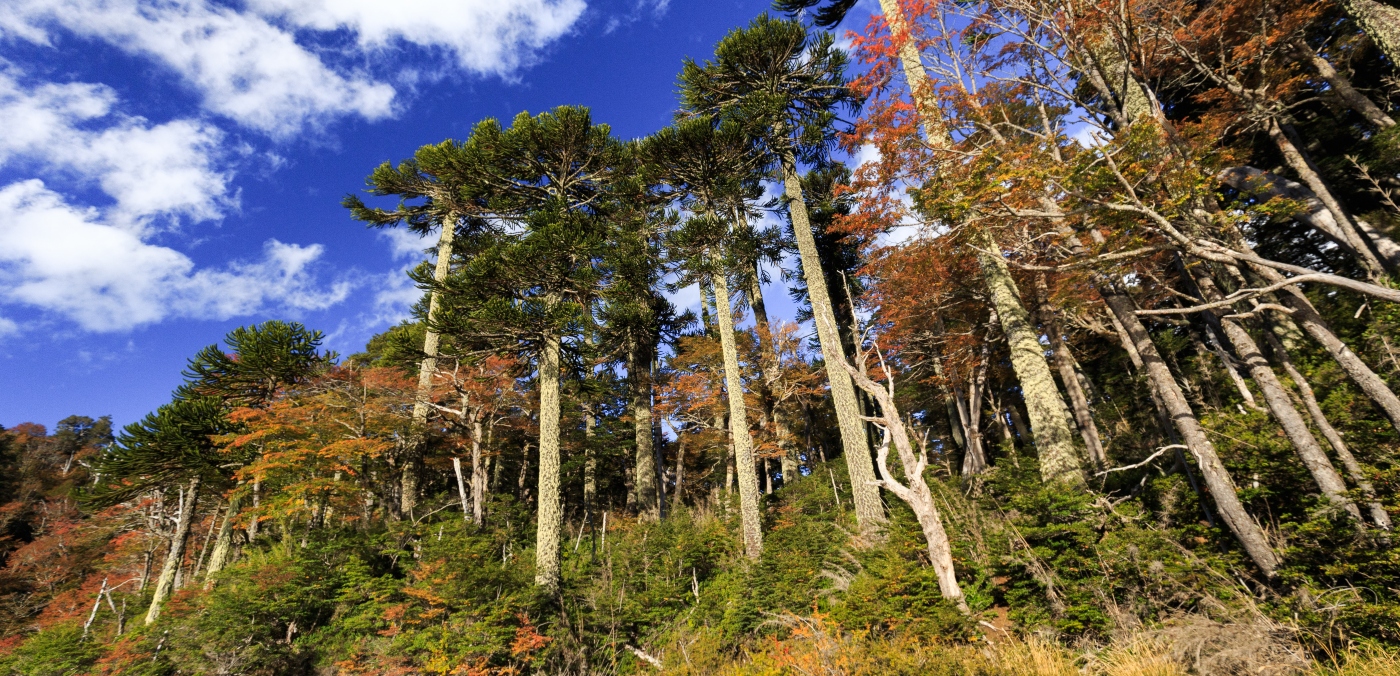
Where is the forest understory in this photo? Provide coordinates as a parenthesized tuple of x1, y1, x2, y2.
(7, 0, 1400, 673)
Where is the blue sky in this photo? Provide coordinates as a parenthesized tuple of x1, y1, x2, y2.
(0, 0, 886, 431)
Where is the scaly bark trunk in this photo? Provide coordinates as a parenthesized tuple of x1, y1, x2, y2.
(203, 491, 240, 587)
(1034, 273, 1106, 466)
(1340, 0, 1400, 68)
(711, 255, 765, 559)
(405, 220, 458, 517)
(630, 339, 660, 521)
(978, 236, 1085, 486)
(1191, 273, 1363, 521)
(876, 0, 947, 142)
(583, 403, 597, 518)
(748, 261, 798, 484)
(1263, 328, 1392, 530)
(146, 476, 200, 625)
(780, 152, 884, 529)
(534, 324, 564, 593)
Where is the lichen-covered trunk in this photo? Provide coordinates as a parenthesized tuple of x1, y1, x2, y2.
(1341, 0, 1400, 68)
(978, 238, 1085, 487)
(472, 419, 486, 527)
(712, 259, 764, 559)
(534, 326, 563, 593)
(146, 476, 200, 625)
(780, 154, 884, 529)
(583, 403, 597, 518)
(202, 491, 240, 588)
(1102, 290, 1280, 576)
(630, 339, 660, 521)
(1034, 273, 1105, 466)
(405, 221, 458, 517)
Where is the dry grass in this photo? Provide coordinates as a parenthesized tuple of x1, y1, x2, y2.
(659, 614, 1400, 676)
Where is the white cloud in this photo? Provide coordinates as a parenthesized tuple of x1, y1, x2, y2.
(0, 68, 231, 228)
(378, 227, 432, 260)
(0, 180, 349, 331)
(249, 0, 586, 75)
(0, 0, 395, 136)
(1, 0, 586, 136)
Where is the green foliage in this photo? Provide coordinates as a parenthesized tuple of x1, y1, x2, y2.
(0, 623, 102, 676)
(179, 320, 327, 406)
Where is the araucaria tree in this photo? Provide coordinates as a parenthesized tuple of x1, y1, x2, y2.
(679, 15, 887, 529)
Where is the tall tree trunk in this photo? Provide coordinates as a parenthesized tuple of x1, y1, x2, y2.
(583, 402, 597, 519)
(1034, 273, 1106, 466)
(978, 238, 1086, 486)
(631, 340, 660, 521)
(1262, 328, 1392, 530)
(203, 492, 240, 588)
(780, 152, 884, 529)
(146, 476, 200, 625)
(406, 220, 458, 517)
(1340, 0, 1400, 68)
(876, 0, 947, 141)
(472, 419, 487, 527)
(534, 325, 564, 594)
(711, 257, 765, 559)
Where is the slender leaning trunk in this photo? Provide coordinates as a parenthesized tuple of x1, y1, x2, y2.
(146, 476, 201, 625)
(978, 237, 1085, 486)
(1035, 273, 1106, 466)
(203, 491, 241, 588)
(1266, 119, 1387, 278)
(1102, 289, 1281, 576)
(405, 220, 458, 516)
(780, 153, 884, 529)
(1248, 264, 1400, 436)
(534, 325, 564, 593)
(712, 255, 765, 559)
(1292, 39, 1395, 129)
(1264, 329, 1392, 530)
(472, 419, 487, 527)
